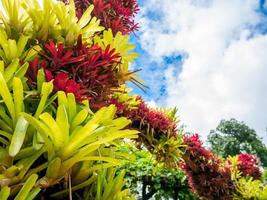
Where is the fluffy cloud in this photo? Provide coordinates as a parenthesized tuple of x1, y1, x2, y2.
(138, 0, 267, 142)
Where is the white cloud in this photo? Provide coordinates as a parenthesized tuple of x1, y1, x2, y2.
(146, 100, 158, 108)
(138, 0, 267, 143)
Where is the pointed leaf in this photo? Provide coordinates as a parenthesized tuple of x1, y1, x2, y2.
(34, 81, 53, 117)
(17, 36, 28, 56)
(13, 77, 24, 119)
(14, 62, 29, 79)
(78, 5, 93, 28)
(39, 113, 64, 148)
(4, 58, 19, 83)
(9, 116, 29, 157)
(0, 186, 10, 200)
(14, 174, 38, 200)
(0, 71, 15, 120)
(25, 187, 41, 200)
(71, 109, 88, 131)
(56, 105, 69, 142)
(37, 69, 45, 94)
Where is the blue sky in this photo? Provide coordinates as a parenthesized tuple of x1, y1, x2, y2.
(130, 0, 267, 143)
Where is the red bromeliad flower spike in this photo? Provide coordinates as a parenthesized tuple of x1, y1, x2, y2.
(72, 38, 121, 100)
(39, 41, 84, 72)
(53, 72, 88, 101)
(109, 96, 177, 138)
(62, 0, 139, 34)
(27, 41, 88, 100)
(27, 39, 123, 102)
(182, 134, 234, 200)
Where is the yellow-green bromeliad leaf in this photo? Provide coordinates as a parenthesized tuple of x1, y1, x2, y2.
(22, 92, 138, 180)
(0, 0, 31, 38)
(94, 29, 138, 64)
(9, 116, 29, 157)
(22, 0, 104, 44)
(0, 174, 40, 200)
(0, 29, 35, 64)
(0, 76, 55, 157)
(94, 29, 144, 87)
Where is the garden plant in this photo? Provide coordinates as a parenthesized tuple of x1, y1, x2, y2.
(0, 0, 266, 199)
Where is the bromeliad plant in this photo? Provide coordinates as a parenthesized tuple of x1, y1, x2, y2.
(226, 154, 266, 200)
(181, 134, 267, 200)
(5, 0, 261, 199)
(0, 70, 138, 196)
(61, 0, 140, 34)
(181, 134, 235, 200)
(2, 0, 266, 199)
(111, 92, 185, 167)
(0, 0, 143, 198)
(0, 0, 187, 198)
(22, 92, 139, 184)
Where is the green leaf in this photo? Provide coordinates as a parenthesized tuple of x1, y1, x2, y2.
(56, 105, 69, 143)
(71, 109, 88, 131)
(0, 60, 4, 74)
(34, 81, 53, 118)
(0, 186, 10, 200)
(15, 147, 36, 160)
(0, 106, 13, 127)
(0, 71, 15, 120)
(50, 173, 97, 198)
(67, 93, 76, 122)
(100, 104, 116, 122)
(0, 130, 12, 140)
(14, 174, 38, 200)
(37, 69, 45, 94)
(32, 132, 44, 150)
(17, 35, 28, 56)
(77, 4, 94, 28)
(17, 148, 44, 180)
(13, 77, 24, 120)
(0, 118, 13, 132)
(24, 45, 41, 61)
(46, 157, 62, 179)
(112, 117, 131, 130)
(39, 112, 64, 148)
(57, 91, 68, 107)
(9, 116, 29, 157)
(8, 39, 18, 59)
(25, 187, 41, 200)
(14, 62, 29, 80)
(4, 58, 19, 82)
(62, 108, 104, 158)
(20, 113, 54, 158)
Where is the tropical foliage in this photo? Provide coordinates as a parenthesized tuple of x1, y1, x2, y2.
(117, 142, 197, 200)
(0, 0, 266, 199)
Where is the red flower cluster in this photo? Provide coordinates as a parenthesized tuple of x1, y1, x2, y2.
(73, 38, 121, 101)
(130, 98, 176, 137)
(27, 39, 122, 101)
(47, 72, 87, 101)
(62, 0, 139, 34)
(182, 134, 234, 200)
(237, 153, 262, 180)
(108, 98, 126, 114)
(109, 97, 177, 138)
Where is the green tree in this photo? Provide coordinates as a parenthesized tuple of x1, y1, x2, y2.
(117, 142, 197, 200)
(208, 118, 267, 167)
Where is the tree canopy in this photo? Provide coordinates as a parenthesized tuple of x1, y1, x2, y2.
(208, 118, 267, 167)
